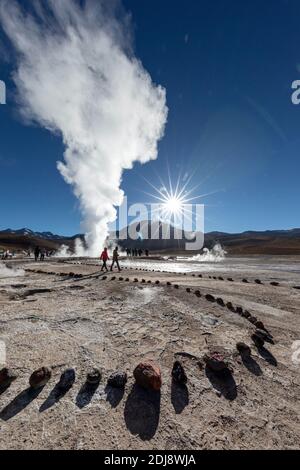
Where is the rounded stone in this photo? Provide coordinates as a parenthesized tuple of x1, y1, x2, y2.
(29, 367, 51, 389)
(133, 360, 162, 391)
(236, 342, 251, 357)
(107, 371, 127, 388)
(86, 368, 101, 385)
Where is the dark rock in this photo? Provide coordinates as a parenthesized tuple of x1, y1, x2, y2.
(69, 272, 75, 277)
(155, 280, 160, 285)
(255, 329, 274, 344)
(242, 279, 249, 283)
(57, 368, 76, 390)
(254, 320, 265, 330)
(0, 368, 18, 389)
(194, 290, 201, 297)
(218, 277, 224, 281)
(236, 342, 251, 357)
(133, 360, 162, 391)
(236, 306, 243, 314)
(29, 367, 51, 389)
(125, 278, 129, 281)
(167, 282, 172, 286)
(243, 310, 251, 318)
(147, 280, 151, 284)
(203, 352, 228, 372)
(249, 316, 258, 324)
(205, 294, 215, 302)
(171, 361, 187, 385)
(251, 333, 264, 348)
(119, 277, 124, 281)
(102, 276, 107, 280)
(227, 278, 234, 282)
(174, 284, 179, 289)
(216, 297, 225, 306)
(270, 282, 279, 286)
(107, 371, 127, 388)
(86, 368, 101, 385)
(255, 279, 262, 284)
(226, 302, 234, 310)
(134, 278, 139, 282)
(141, 279, 145, 283)
(186, 288, 191, 293)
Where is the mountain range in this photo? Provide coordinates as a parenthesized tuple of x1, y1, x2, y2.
(1, 225, 300, 255)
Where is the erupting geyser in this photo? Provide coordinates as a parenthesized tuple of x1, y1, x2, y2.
(0, 0, 168, 256)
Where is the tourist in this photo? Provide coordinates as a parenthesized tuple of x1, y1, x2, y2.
(100, 247, 109, 272)
(110, 246, 121, 272)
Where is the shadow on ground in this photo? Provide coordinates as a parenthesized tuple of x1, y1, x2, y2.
(124, 384, 161, 441)
(171, 381, 189, 414)
(0, 387, 44, 421)
(205, 366, 237, 400)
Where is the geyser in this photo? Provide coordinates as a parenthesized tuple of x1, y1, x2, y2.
(0, 0, 168, 256)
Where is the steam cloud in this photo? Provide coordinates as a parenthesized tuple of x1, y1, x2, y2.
(0, 0, 168, 256)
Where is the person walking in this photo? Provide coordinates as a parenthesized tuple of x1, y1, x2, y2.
(110, 246, 121, 272)
(100, 247, 109, 272)
(34, 246, 40, 262)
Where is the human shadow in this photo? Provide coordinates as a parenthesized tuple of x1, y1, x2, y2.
(39, 375, 75, 412)
(124, 384, 161, 441)
(205, 366, 237, 401)
(104, 385, 125, 408)
(0, 387, 44, 421)
(257, 346, 277, 366)
(171, 381, 189, 414)
(241, 355, 263, 376)
(75, 382, 99, 409)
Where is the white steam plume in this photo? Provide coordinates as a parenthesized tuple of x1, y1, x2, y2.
(0, 0, 168, 256)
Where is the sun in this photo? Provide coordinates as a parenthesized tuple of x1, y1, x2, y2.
(163, 196, 183, 215)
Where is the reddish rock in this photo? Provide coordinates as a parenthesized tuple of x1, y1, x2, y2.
(133, 361, 162, 391)
(29, 367, 51, 389)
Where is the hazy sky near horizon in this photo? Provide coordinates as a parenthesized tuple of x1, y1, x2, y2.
(0, 0, 300, 236)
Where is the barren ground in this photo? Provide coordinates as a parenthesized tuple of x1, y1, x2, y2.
(0, 257, 300, 450)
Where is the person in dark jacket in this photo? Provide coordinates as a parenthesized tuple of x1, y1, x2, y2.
(34, 246, 40, 262)
(110, 247, 121, 272)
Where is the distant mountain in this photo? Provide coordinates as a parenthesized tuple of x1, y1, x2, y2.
(1, 225, 300, 255)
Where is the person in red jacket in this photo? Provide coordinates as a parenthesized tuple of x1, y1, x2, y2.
(100, 247, 109, 272)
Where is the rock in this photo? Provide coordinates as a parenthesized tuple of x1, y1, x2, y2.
(171, 361, 187, 385)
(69, 272, 75, 277)
(236, 342, 251, 357)
(270, 282, 279, 286)
(218, 277, 224, 281)
(125, 278, 129, 281)
(242, 279, 249, 283)
(192, 274, 195, 277)
(134, 278, 138, 282)
(255, 279, 262, 284)
(227, 278, 234, 282)
(205, 294, 215, 302)
(102, 276, 107, 280)
(141, 279, 145, 283)
(203, 352, 227, 372)
(251, 333, 264, 348)
(155, 280, 160, 285)
(254, 320, 265, 330)
(216, 297, 225, 306)
(147, 280, 151, 283)
(194, 290, 201, 297)
(186, 288, 191, 293)
(243, 310, 251, 318)
(255, 329, 274, 344)
(0, 368, 18, 389)
(226, 302, 234, 311)
(29, 367, 51, 389)
(236, 306, 243, 314)
(57, 368, 75, 390)
(107, 371, 127, 388)
(133, 360, 162, 391)
(198, 274, 202, 278)
(119, 277, 124, 281)
(213, 276, 217, 280)
(249, 316, 258, 324)
(174, 284, 179, 289)
(111, 276, 116, 281)
(86, 368, 101, 385)
(167, 282, 172, 286)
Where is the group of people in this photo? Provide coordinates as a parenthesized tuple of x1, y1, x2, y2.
(34, 246, 49, 262)
(125, 248, 149, 257)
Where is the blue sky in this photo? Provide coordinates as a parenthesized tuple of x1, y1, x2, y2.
(0, 0, 300, 236)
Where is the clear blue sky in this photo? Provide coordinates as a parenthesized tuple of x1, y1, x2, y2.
(0, 0, 300, 235)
